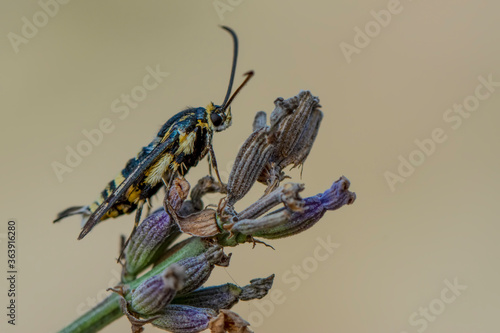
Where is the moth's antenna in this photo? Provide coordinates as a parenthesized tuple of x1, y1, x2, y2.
(220, 26, 238, 108)
(222, 71, 254, 111)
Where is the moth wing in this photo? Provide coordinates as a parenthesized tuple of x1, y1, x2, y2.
(78, 135, 177, 239)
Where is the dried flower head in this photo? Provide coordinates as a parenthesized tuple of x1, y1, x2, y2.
(59, 91, 356, 333)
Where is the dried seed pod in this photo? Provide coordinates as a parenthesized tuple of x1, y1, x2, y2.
(151, 304, 217, 333)
(129, 264, 184, 315)
(176, 247, 231, 295)
(226, 127, 274, 206)
(254, 176, 356, 239)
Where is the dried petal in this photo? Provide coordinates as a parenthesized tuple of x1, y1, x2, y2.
(166, 177, 191, 212)
(151, 304, 217, 333)
(130, 264, 184, 315)
(209, 310, 253, 333)
(168, 204, 220, 238)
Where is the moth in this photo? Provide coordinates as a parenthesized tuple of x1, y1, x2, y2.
(54, 26, 253, 240)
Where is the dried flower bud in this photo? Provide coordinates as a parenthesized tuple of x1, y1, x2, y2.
(226, 127, 274, 206)
(237, 182, 304, 221)
(123, 178, 191, 281)
(254, 176, 356, 239)
(176, 246, 231, 295)
(123, 209, 179, 282)
(271, 91, 320, 160)
(259, 91, 322, 191)
(239, 274, 275, 301)
(172, 283, 241, 311)
(151, 304, 217, 333)
(172, 275, 274, 311)
(129, 265, 184, 315)
(279, 108, 323, 169)
(230, 210, 290, 236)
(269, 96, 298, 128)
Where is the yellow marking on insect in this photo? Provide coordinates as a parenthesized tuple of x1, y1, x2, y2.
(144, 153, 174, 185)
(161, 130, 172, 143)
(179, 113, 192, 122)
(114, 174, 125, 186)
(206, 103, 215, 114)
(178, 128, 188, 142)
(89, 202, 99, 213)
(180, 162, 187, 173)
(107, 209, 119, 218)
(126, 185, 142, 204)
(176, 130, 197, 156)
(197, 119, 211, 131)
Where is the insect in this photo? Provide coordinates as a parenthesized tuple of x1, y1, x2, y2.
(54, 26, 254, 240)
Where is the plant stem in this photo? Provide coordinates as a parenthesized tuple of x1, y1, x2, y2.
(58, 237, 209, 333)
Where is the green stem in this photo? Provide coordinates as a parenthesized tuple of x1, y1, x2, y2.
(58, 237, 209, 333)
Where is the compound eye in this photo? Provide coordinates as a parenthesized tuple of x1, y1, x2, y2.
(210, 113, 223, 127)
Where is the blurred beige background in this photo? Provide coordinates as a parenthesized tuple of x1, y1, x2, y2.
(1, 0, 499, 332)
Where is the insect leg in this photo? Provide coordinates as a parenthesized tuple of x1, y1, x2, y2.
(145, 198, 153, 218)
(162, 171, 178, 212)
(117, 199, 145, 263)
(207, 152, 214, 178)
(208, 145, 224, 186)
